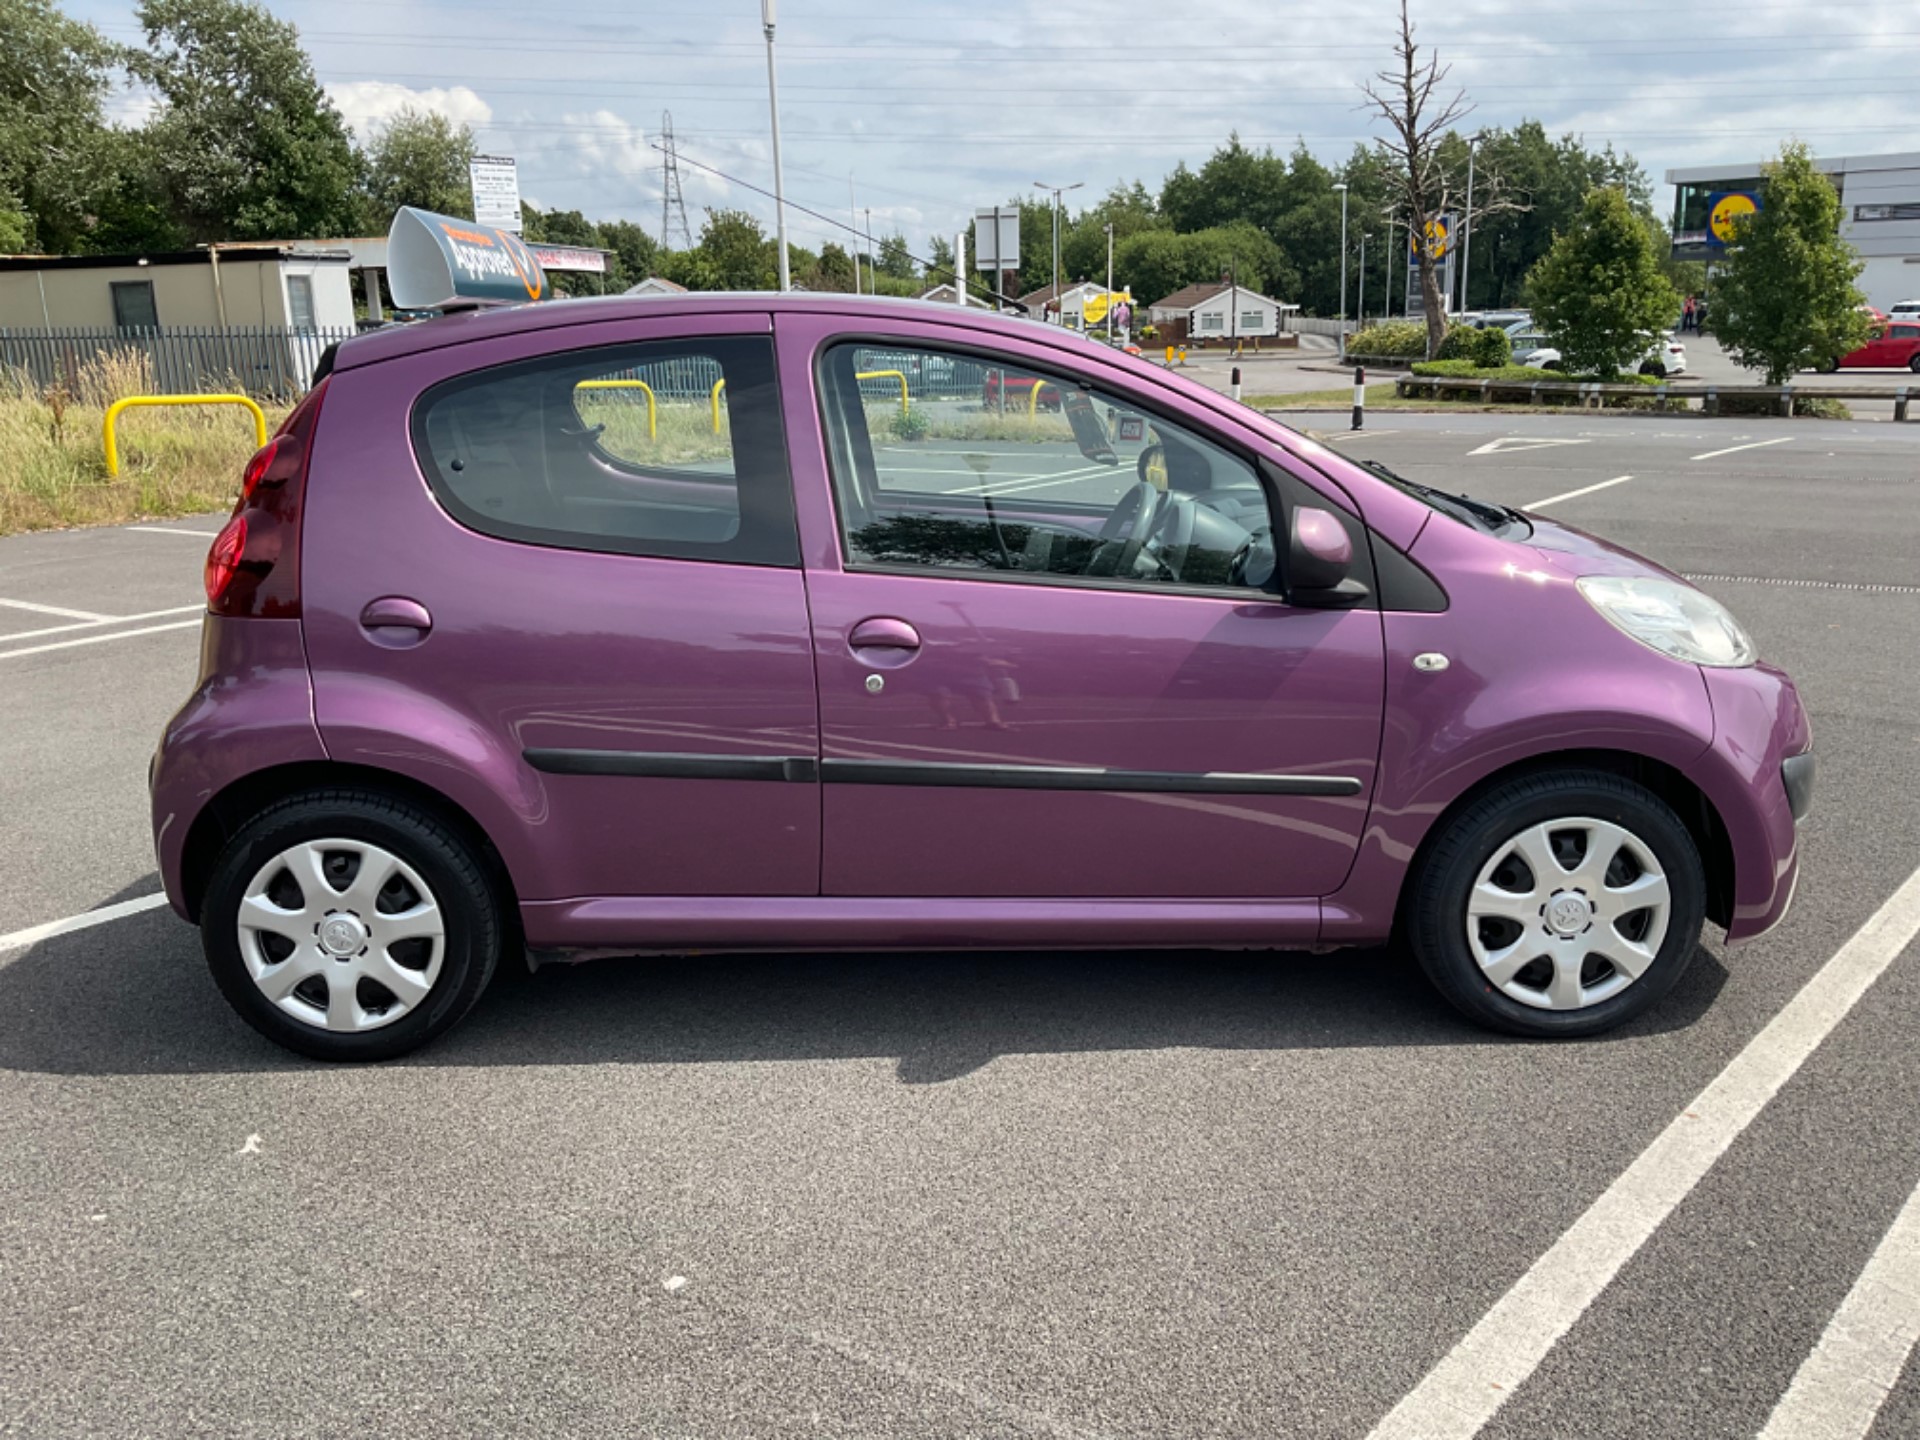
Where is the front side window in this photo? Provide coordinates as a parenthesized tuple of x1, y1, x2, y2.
(817, 341, 1275, 592)
(412, 334, 797, 565)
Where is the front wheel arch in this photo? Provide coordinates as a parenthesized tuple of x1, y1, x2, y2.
(1394, 748, 1735, 938)
(179, 760, 520, 932)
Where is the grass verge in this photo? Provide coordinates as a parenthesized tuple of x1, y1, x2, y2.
(1, 353, 292, 535)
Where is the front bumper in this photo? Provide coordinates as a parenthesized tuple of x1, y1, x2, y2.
(1699, 663, 1811, 944)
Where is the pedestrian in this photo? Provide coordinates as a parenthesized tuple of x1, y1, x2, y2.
(1682, 295, 1696, 333)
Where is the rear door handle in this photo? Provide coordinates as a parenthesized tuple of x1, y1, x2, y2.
(848, 616, 921, 664)
(359, 596, 433, 637)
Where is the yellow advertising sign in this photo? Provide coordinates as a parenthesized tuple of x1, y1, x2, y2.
(1411, 217, 1451, 259)
(1709, 192, 1759, 244)
(1079, 288, 1131, 324)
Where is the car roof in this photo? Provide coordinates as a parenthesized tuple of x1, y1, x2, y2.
(330, 291, 1108, 372)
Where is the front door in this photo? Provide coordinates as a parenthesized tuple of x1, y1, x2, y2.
(798, 334, 1384, 900)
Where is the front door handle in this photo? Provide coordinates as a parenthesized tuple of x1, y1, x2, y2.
(848, 616, 921, 667)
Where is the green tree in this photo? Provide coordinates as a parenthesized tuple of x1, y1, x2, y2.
(1527, 186, 1679, 378)
(357, 106, 474, 233)
(1115, 222, 1292, 306)
(0, 0, 116, 251)
(130, 0, 361, 241)
(599, 218, 658, 290)
(875, 232, 916, 280)
(807, 241, 857, 292)
(536, 208, 602, 248)
(0, 193, 27, 252)
(1709, 142, 1869, 383)
(694, 208, 777, 289)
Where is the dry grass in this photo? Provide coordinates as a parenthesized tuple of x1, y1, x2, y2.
(0, 351, 290, 535)
(572, 393, 736, 468)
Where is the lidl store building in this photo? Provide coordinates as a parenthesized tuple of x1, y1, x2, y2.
(1667, 150, 1920, 310)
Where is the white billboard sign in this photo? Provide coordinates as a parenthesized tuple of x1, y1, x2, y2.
(973, 207, 1020, 272)
(469, 155, 523, 233)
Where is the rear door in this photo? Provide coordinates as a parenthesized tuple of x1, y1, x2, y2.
(304, 313, 822, 900)
(782, 320, 1384, 901)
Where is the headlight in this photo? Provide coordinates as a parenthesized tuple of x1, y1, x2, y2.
(1576, 575, 1757, 667)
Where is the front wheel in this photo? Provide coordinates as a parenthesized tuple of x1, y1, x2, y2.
(201, 789, 503, 1061)
(1909, 354, 1920, 374)
(1406, 771, 1707, 1037)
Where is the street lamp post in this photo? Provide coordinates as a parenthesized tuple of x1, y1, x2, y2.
(1105, 222, 1115, 343)
(1383, 211, 1396, 320)
(1034, 180, 1083, 320)
(1358, 232, 1370, 329)
(762, 0, 790, 291)
(1333, 181, 1349, 358)
(1461, 130, 1488, 315)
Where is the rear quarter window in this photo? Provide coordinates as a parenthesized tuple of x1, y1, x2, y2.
(410, 334, 798, 566)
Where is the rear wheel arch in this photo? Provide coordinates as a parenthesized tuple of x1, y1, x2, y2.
(1396, 748, 1735, 934)
(179, 760, 520, 929)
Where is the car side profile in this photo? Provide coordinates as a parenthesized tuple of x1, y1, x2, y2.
(151, 294, 1812, 1060)
(1824, 319, 1920, 372)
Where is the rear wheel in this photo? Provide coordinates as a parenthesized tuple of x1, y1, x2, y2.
(1909, 354, 1920, 374)
(201, 789, 502, 1061)
(1406, 770, 1706, 1037)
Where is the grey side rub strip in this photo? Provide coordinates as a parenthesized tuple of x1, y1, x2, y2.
(524, 750, 819, 783)
(819, 760, 1363, 796)
(525, 750, 1363, 796)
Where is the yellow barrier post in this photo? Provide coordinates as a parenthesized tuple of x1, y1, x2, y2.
(710, 377, 727, 434)
(103, 394, 269, 478)
(1028, 379, 1055, 425)
(854, 368, 910, 418)
(574, 378, 657, 439)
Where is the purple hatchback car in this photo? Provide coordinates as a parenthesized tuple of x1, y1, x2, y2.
(151, 295, 1812, 1060)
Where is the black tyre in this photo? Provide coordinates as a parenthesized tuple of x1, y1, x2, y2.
(1406, 770, 1707, 1038)
(1909, 353, 1920, 374)
(201, 788, 503, 1061)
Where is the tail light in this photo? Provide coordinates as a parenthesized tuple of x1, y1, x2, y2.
(205, 376, 330, 616)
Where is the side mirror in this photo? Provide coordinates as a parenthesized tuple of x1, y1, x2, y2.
(1290, 506, 1354, 590)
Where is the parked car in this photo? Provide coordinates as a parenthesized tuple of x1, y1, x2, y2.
(1510, 333, 1560, 368)
(1461, 310, 1530, 331)
(1644, 333, 1687, 376)
(983, 370, 1063, 409)
(1822, 319, 1920, 372)
(153, 294, 1811, 1060)
(1511, 332, 1685, 377)
(1888, 299, 1920, 318)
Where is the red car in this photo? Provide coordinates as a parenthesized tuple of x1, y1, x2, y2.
(981, 371, 1063, 409)
(1827, 319, 1920, 372)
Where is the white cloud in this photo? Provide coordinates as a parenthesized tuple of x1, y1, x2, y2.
(328, 81, 494, 139)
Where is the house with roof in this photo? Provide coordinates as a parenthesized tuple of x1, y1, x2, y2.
(1016, 279, 1112, 328)
(625, 276, 689, 297)
(1147, 279, 1297, 346)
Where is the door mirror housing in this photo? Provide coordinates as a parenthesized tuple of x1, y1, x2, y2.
(1288, 505, 1368, 606)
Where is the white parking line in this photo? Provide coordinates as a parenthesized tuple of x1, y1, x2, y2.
(1366, 860, 1920, 1440)
(1756, 1176, 1920, 1440)
(1525, 475, 1633, 510)
(0, 597, 113, 621)
(1692, 437, 1794, 461)
(0, 618, 201, 661)
(127, 525, 220, 538)
(0, 893, 171, 955)
(0, 604, 204, 645)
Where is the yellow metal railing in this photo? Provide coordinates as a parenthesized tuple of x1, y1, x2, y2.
(103, 394, 269, 477)
(855, 368, 910, 417)
(711, 377, 727, 434)
(1028, 379, 1056, 424)
(575, 378, 656, 439)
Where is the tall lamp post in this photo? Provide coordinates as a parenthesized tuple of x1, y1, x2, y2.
(1034, 179, 1083, 319)
(1460, 129, 1488, 314)
(1104, 221, 1115, 343)
(1383, 210, 1397, 320)
(1333, 181, 1349, 358)
(762, 0, 790, 291)
(1358, 232, 1370, 329)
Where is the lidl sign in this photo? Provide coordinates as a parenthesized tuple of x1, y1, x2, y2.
(1707, 192, 1761, 247)
(1411, 217, 1452, 260)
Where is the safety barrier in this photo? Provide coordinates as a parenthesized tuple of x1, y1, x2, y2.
(575, 378, 657, 439)
(1393, 374, 1913, 420)
(711, 377, 727, 434)
(103, 393, 269, 477)
(1029, 379, 1056, 423)
(855, 368, 910, 418)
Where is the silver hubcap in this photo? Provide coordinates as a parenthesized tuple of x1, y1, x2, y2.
(236, 839, 446, 1033)
(1467, 816, 1672, 1012)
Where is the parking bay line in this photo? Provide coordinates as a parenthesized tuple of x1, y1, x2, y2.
(0, 618, 201, 660)
(1693, 436, 1794, 461)
(127, 525, 220, 538)
(0, 893, 170, 956)
(0, 597, 114, 621)
(1524, 475, 1633, 510)
(1756, 1173, 1920, 1440)
(0, 604, 204, 646)
(1365, 859, 1920, 1440)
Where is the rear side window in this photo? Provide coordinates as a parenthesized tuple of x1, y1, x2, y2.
(411, 334, 797, 565)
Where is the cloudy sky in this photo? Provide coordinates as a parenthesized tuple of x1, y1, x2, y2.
(69, 0, 1920, 258)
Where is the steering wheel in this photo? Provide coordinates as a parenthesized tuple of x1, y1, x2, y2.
(1086, 481, 1163, 577)
(1140, 494, 1198, 580)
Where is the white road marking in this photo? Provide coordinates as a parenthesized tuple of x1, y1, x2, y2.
(127, 525, 220, 538)
(1366, 860, 1920, 1440)
(0, 618, 201, 661)
(0, 597, 113, 621)
(1692, 436, 1794, 461)
(0, 893, 171, 954)
(1756, 1175, 1920, 1440)
(1467, 436, 1592, 456)
(0, 604, 204, 645)
(1525, 475, 1634, 510)
(237, 1134, 262, 1157)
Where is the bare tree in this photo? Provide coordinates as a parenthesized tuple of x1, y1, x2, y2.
(1362, 0, 1470, 359)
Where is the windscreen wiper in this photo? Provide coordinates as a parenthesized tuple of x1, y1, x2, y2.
(1358, 460, 1518, 531)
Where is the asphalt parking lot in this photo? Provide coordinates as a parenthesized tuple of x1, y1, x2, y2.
(3, 412, 1918, 1438)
